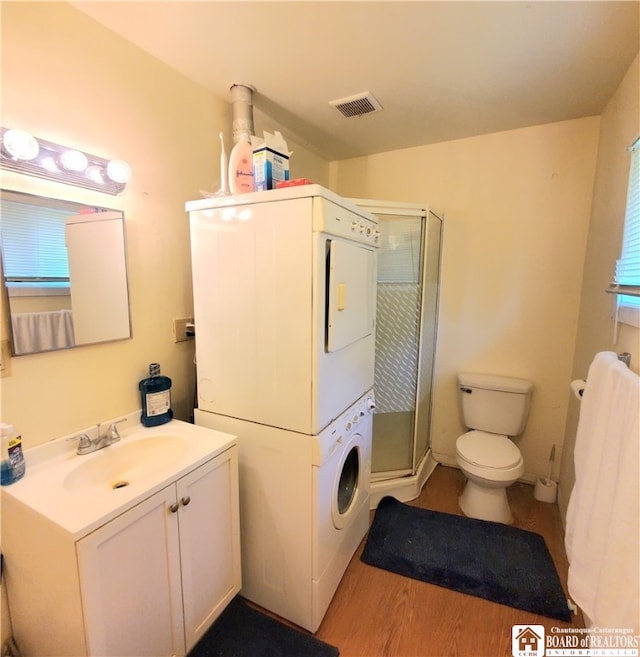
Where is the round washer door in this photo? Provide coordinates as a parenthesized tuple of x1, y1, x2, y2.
(332, 432, 366, 530)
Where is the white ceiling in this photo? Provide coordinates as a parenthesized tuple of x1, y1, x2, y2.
(71, 1, 639, 161)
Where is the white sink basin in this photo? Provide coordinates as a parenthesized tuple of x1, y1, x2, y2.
(1, 416, 237, 539)
(63, 435, 188, 492)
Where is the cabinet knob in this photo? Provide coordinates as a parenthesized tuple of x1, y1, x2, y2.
(181, 496, 191, 506)
(169, 503, 179, 513)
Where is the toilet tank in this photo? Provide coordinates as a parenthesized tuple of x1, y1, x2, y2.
(458, 372, 533, 436)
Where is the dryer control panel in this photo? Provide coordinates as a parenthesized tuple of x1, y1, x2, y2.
(313, 390, 376, 467)
(312, 198, 380, 246)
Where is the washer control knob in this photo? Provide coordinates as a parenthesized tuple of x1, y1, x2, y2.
(366, 397, 376, 411)
(345, 421, 352, 431)
(351, 221, 358, 231)
(352, 414, 359, 423)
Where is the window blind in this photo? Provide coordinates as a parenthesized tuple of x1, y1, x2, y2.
(0, 199, 70, 283)
(608, 138, 640, 305)
(378, 215, 423, 283)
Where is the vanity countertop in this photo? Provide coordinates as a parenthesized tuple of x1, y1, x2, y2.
(1, 413, 236, 541)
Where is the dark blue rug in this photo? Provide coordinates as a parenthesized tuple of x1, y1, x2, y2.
(188, 596, 340, 657)
(361, 496, 571, 621)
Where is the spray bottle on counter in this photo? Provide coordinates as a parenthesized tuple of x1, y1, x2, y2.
(139, 363, 173, 427)
(1, 423, 25, 485)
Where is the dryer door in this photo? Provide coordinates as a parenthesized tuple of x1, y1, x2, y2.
(326, 239, 376, 353)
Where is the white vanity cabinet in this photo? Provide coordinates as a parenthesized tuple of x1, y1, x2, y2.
(3, 441, 240, 657)
(78, 482, 186, 657)
(78, 453, 240, 656)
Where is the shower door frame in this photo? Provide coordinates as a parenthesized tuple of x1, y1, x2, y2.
(411, 208, 443, 477)
(348, 199, 443, 481)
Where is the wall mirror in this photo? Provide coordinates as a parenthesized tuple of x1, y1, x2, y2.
(1, 189, 131, 355)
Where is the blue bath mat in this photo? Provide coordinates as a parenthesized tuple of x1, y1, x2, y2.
(188, 596, 340, 657)
(361, 496, 571, 621)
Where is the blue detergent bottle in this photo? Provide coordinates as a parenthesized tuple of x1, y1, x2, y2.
(1, 423, 26, 485)
(139, 363, 173, 427)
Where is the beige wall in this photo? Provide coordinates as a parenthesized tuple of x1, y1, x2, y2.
(558, 53, 640, 522)
(0, 1, 222, 446)
(0, 3, 329, 451)
(331, 117, 601, 482)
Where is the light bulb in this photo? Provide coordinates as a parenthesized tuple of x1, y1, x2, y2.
(60, 149, 88, 172)
(86, 165, 105, 184)
(2, 129, 39, 160)
(106, 159, 131, 184)
(41, 156, 59, 172)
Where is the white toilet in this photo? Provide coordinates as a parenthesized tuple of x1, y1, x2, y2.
(455, 372, 533, 524)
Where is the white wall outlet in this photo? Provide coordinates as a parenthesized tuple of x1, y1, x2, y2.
(173, 317, 194, 343)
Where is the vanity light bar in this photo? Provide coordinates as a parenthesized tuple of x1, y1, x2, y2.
(0, 127, 131, 195)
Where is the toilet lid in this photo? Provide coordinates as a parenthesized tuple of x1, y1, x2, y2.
(456, 431, 522, 469)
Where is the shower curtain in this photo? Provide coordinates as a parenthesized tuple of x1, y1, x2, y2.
(11, 309, 75, 354)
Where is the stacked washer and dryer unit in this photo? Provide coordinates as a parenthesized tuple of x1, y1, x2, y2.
(187, 185, 379, 632)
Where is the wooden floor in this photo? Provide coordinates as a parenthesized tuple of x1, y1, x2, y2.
(305, 465, 582, 657)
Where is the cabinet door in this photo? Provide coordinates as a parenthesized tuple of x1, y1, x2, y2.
(178, 448, 241, 652)
(77, 486, 185, 657)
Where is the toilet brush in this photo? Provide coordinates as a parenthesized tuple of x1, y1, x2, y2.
(535, 444, 558, 502)
(544, 445, 555, 485)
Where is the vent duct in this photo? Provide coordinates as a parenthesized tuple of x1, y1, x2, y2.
(230, 83, 255, 143)
(329, 92, 382, 118)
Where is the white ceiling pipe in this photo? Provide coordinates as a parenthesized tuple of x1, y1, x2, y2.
(230, 83, 255, 143)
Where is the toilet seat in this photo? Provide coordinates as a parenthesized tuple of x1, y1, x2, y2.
(456, 430, 522, 469)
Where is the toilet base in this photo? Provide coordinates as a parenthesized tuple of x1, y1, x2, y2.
(459, 478, 513, 524)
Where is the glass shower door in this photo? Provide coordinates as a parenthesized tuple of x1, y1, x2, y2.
(372, 213, 423, 476)
(370, 209, 442, 479)
(349, 197, 442, 486)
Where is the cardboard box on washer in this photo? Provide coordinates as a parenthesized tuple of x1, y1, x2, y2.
(252, 131, 291, 191)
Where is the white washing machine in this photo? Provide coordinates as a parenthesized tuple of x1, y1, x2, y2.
(195, 389, 374, 632)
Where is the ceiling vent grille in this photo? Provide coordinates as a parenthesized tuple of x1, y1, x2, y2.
(329, 92, 383, 118)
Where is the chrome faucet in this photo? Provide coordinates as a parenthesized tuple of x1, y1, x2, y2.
(74, 418, 127, 455)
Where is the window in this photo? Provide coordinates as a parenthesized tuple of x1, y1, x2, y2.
(608, 138, 640, 327)
(0, 193, 71, 296)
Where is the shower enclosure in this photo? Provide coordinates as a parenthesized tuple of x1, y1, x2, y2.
(351, 199, 443, 507)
